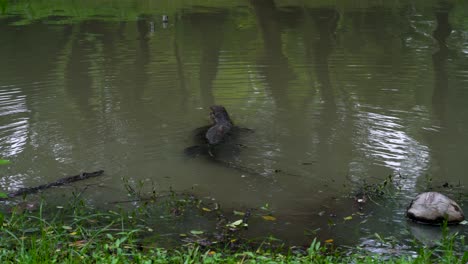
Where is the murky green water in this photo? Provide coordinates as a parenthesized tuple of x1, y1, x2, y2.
(1, 0, 467, 249)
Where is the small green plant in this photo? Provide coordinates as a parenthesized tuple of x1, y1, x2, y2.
(0, 159, 10, 199)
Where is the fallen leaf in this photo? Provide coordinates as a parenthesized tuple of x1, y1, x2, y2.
(202, 207, 211, 212)
(233, 210, 245, 216)
(190, 230, 204, 235)
(262, 215, 276, 221)
(69, 240, 87, 248)
(325, 239, 334, 243)
(343, 216, 353, 221)
(227, 219, 243, 227)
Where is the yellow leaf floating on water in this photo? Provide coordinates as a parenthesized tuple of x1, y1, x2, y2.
(202, 207, 211, 212)
(343, 216, 353, 221)
(325, 239, 334, 243)
(262, 215, 276, 221)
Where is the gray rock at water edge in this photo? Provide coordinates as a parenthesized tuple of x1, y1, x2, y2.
(406, 192, 465, 225)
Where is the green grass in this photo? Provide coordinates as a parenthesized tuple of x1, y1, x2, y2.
(0, 198, 466, 264)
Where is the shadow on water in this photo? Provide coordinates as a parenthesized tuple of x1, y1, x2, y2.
(303, 7, 349, 185)
(425, 2, 453, 184)
(431, 2, 452, 127)
(180, 8, 228, 107)
(249, 0, 295, 110)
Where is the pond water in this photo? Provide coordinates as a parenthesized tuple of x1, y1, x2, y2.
(1, 0, 467, 250)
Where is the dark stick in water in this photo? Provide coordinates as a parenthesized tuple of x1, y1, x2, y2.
(1, 170, 104, 200)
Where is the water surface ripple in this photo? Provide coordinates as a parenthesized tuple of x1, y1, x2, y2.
(1, 1, 467, 248)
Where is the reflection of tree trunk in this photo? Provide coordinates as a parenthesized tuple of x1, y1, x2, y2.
(65, 23, 94, 114)
(428, 3, 452, 182)
(307, 8, 339, 107)
(304, 8, 344, 176)
(199, 40, 220, 106)
(184, 11, 227, 107)
(174, 40, 188, 111)
(134, 16, 151, 101)
(170, 13, 187, 111)
(303, 9, 339, 130)
(249, 0, 294, 109)
(66, 21, 124, 114)
(432, 6, 452, 124)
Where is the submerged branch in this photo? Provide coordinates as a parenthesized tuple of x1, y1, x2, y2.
(1, 170, 105, 200)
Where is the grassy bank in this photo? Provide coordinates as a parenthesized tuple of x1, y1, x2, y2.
(0, 197, 466, 264)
